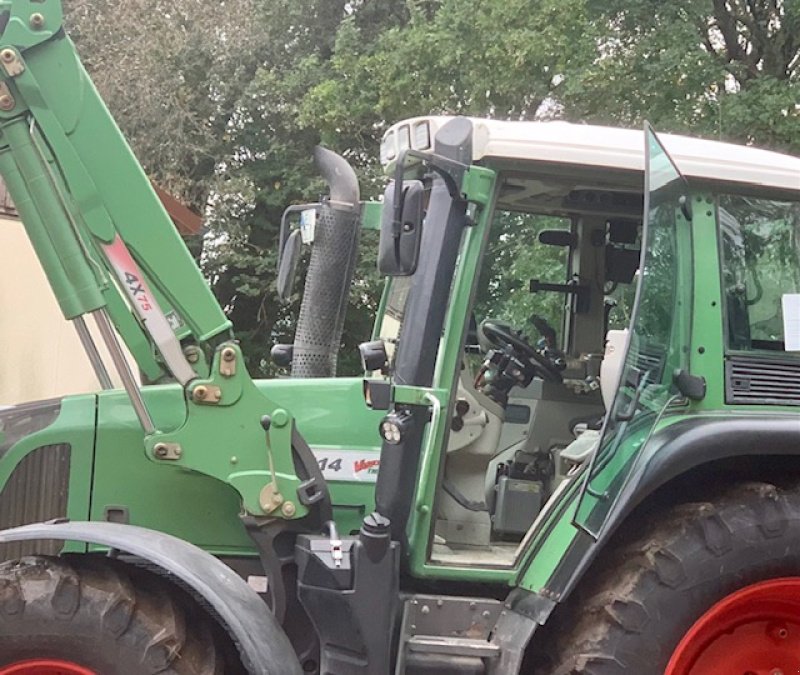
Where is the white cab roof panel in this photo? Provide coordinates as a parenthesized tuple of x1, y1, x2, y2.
(382, 116, 800, 193)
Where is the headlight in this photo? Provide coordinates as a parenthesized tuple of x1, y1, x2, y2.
(412, 121, 431, 151)
(397, 125, 411, 154)
(380, 131, 396, 164)
(379, 410, 413, 445)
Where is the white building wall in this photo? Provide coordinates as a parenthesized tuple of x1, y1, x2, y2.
(0, 215, 137, 405)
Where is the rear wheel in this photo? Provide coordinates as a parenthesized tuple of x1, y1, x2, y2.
(531, 481, 800, 674)
(666, 577, 800, 674)
(0, 556, 242, 675)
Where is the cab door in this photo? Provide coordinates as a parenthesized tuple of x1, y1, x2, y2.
(574, 123, 694, 536)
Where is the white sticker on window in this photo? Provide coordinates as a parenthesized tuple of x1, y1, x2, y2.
(782, 294, 800, 351)
(300, 208, 316, 244)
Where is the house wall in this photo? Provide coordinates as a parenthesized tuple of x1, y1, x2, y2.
(0, 215, 138, 405)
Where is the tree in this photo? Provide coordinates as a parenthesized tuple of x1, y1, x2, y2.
(565, 0, 800, 152)
(63, 0, 800, 378)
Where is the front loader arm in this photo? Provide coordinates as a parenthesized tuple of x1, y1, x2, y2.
(0, 0, 314, 520)
(0, 1, 231, 373)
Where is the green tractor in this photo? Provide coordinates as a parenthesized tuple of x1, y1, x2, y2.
(1, 2, 800, 674)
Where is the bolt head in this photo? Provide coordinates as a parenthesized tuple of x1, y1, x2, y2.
(0, 49, 15, 63)
(153, 443, 168, 458)
(281, 501, 296, 517)
(192, 385, 208, 402)
(29, 13, 44, 29)
(221, 347, 236, 362)
(0, 95, 13, 111)
(271, 408, 290, 428)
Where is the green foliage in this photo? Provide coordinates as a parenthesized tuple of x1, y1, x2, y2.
(474, 213, 571, 344)
(65, 0, 800, 377)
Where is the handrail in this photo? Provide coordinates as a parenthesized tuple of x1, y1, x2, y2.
(415, 391, 442, 512)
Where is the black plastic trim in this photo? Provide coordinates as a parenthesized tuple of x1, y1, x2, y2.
(725, 354, 800, 406)
(0, 443, 70, 560)
(0, 521, 301, 675)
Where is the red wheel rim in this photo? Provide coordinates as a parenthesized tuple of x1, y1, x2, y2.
(0, 660, 96, 675)
(666, 578, 800, 675)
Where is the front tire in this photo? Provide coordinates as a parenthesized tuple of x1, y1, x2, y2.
(532, 481, 800, 674)
(0, 555, 242, 674)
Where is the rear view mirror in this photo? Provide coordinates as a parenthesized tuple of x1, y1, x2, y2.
(277, 229, 302, 301)
(378, 179, 424, 276)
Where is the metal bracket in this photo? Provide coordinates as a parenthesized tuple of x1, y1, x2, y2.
(0, 48, 24, 77)
(219, 345, 237, 377)
(0, 81, 15, 111)
(259, 482, 284, 513)
(152, 441, 182, 460)
(191, 383, 222, 404)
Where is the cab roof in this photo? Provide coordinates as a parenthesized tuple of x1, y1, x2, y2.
(381, 116, 800, 194)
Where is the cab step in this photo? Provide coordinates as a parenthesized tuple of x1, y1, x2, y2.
(397, 595, 503, 674)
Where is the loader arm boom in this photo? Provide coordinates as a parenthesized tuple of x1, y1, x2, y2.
(0, 0, 313, 521)
(0, 0, 232, 381)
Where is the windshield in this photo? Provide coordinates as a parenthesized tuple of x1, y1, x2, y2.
(575, 125, 692, 536)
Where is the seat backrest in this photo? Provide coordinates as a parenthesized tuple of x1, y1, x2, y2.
(600, 329, 628, 410)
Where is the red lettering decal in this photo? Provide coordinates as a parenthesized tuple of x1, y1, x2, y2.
(354, 459, 380, 473)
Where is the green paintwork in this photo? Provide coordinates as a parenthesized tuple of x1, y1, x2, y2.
(143, 343, 308, 519)
(404, 166, 501, 580)
(0, 395, 96, 553)
(92, 386, 256, 553)
(360, 200, 383, 230)
(0, 2, 796, 646)
(0, 3, 315, 520)
(87, 376, 381, 554)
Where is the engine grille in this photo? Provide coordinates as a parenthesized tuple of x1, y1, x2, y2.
(0, 444, 71, 560)
(726, 355, 800, 406)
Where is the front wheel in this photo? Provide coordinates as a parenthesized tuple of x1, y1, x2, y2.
(0, 555, 243, 675)
(532, 481, 800, 674)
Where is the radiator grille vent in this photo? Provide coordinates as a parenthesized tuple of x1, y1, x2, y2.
(726, 356, 800, 406)
(0, 444, 71, 560)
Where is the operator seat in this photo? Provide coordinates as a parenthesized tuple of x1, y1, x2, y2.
(555, 328, 629, 480)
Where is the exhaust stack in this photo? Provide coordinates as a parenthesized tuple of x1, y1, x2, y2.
(291, 147, 361, 378)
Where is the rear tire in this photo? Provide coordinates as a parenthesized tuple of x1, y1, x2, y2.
(0, 555, 242, 674)
(530, 481, 800, 674)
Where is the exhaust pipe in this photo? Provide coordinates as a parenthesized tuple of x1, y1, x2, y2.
(291, 147, 361, 378)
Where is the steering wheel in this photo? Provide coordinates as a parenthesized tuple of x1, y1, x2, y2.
(481, 320, 564, 383)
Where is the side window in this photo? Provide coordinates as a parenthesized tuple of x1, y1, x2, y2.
(720, 195, 800, 352)
(473, 211, 571, 346)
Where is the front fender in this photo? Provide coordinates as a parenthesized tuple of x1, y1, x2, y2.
(0, 521, 301, 675)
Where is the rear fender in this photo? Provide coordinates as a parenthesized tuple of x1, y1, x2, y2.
(0, 520, 301, 675)
(514, 415, 800, 626)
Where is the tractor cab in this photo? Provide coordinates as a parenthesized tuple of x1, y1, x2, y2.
(370, 116, 800, 571)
